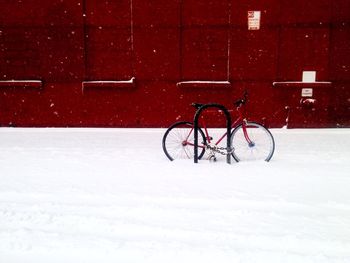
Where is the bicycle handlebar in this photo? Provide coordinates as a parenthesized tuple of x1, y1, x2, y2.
(234, 90, 248, 108)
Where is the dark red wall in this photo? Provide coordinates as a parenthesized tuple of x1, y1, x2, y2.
(0, 0, 349, 128)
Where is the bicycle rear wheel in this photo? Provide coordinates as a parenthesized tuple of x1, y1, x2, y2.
(162, 121, 206, 161)
(230, 122, 275, 162)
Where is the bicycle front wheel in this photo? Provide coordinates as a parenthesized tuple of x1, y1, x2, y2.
(231, 122, 275, 162)
(162, 121, 206, 161)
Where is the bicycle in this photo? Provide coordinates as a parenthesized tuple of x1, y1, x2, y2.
(162, 91, 275, 162)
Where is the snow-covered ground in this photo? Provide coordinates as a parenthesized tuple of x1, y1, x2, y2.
(0, 128, 350, 263)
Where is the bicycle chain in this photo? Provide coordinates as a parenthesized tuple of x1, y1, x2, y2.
(205, 144, 234, 156)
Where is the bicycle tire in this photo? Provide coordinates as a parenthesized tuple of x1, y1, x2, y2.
(230, 122, 275, 162)
(162, 121, 206, 161)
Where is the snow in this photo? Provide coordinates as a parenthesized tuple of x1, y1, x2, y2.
(82, 77, 135, 85)
(272, 81, 332, 85)
(0, 128, 350, 263)
(0, 80, 42, 83)
(0, 80, 42, 88)
(177, 80, 231, 84)
(81, 78, 136, 92)
(176, 81, 231, 88)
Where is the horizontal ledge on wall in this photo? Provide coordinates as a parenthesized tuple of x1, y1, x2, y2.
(272, 81, 332, 88)
(177, 80, 231, 89)
(82, 77, 136, 92)
(0, 80, 43, 88)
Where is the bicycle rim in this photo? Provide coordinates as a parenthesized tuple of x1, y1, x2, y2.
(231, 122, 275, 162)
(162, 121, 206, 161)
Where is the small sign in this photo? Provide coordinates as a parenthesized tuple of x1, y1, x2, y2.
(301, 88, 313, 97)
(302, 71, 316, 83)
(248, 11, 261, 30)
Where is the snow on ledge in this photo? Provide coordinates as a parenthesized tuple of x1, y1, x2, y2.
(177, 80, 231, 89)
(82, 77, 136, 92)
(273, 81, 332, 88)
(0, 80, 43, 88)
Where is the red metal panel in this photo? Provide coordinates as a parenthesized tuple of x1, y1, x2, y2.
(180, 0, 230, 81)
(230, 29, 278, 80)
(0, 0, 349, 128)
(333, 0, 350, 23)
(331, 28, 350, 81)
(329, 0, 350, 127)
(182, 28, 229, 80)
(279, 0, 331, 25)
(0, 1, 82, 26)
(133, 0, 180, 27)
(134, 28, 179, 81)
(42, 26, 84, 82)
(331, 83, 350, 127)
(0, 28, 42, 79)
(85, 0, 131, 26)
(278, 28, 330, 81)
(182, 0, 230, 26)
(84, 0, 133, 80)
(86, 27, 133, 80)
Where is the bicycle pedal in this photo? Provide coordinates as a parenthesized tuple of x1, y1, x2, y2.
(209, 155, 217, 162)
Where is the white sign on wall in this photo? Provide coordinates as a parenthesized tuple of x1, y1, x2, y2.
(301, 88, 313, 97)
(248, 11, 261, 30)
(302, 71, 316, 83)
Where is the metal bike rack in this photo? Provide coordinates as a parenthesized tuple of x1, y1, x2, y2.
(193, 103, 232, 164)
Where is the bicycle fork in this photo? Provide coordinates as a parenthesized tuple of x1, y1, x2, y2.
(242, 120, 255, 148)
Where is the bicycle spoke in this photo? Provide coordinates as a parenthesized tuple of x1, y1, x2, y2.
(231, 122, 275, 162)
(162, 122, 206, 161)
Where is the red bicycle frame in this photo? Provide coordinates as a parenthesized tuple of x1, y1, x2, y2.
(185, 104, 253, 148)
